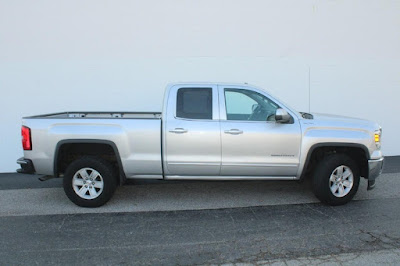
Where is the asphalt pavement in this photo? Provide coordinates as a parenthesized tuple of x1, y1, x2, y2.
(0, 157, 399, 265)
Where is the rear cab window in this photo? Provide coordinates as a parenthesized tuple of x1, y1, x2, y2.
(176, 88, 212, 120)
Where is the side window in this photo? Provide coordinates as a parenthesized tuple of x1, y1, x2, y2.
(225, 89, 279, 121)
(176, 88, 212, 120)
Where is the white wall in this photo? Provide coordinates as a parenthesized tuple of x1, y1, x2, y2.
(0, 0, 399, 172)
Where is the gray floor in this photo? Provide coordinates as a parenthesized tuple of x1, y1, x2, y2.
(382, 155, 400, 173)
(0, 156, 399, 265)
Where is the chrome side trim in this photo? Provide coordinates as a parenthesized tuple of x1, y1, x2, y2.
(167, 162, 220, 166)
(126, 174, 164, 179)
(165, 175, 297, 181)
(222, 163, 299, 167)
(167, 162, 298, 168)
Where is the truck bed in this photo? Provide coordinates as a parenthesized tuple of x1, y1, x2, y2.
(24, 112, 162, 119)
(22, 112, 163, 178)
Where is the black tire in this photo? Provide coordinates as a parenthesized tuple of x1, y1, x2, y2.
(312, 154, 360, 206)
(63, 156, 117, 207)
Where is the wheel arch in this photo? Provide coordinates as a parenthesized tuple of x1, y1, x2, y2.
(54, 139, 126, 185)
(300, 143, 370, 180)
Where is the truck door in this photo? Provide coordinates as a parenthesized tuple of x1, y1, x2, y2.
(218, 85, 301, 177)
(164, 85, 221, 176)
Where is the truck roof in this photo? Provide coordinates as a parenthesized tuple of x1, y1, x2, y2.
(166, 82, 256, 87)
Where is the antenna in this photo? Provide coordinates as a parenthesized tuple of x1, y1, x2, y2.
(308, 67, 311, 112)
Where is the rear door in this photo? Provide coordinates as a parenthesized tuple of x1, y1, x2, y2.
(164, 85, 221, 176)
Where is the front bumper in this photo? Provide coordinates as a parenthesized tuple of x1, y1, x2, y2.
(16, 157, 35, 174)
(367, 157, 384, 190)
(368, 157, 384, 180)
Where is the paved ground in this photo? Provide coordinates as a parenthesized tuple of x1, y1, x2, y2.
(0, 157, 399, 265)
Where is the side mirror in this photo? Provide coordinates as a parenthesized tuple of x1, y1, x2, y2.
(275, 108, 291, 123)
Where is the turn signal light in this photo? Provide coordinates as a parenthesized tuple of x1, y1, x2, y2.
(21, 126, 32, 150)
(374, 129, 382, 149)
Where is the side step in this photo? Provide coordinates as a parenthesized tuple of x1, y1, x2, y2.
(39, 175, 54, 182)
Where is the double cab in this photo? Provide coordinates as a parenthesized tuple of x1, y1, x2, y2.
(17, 83, 384, 207)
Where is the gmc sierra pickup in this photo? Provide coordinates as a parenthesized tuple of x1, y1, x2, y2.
(17, 83, 384, 207)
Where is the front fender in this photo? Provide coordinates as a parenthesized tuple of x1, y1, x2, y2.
(297, 126, 374, 178)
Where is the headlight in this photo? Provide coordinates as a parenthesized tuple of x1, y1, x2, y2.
(374, 128, 382, 149)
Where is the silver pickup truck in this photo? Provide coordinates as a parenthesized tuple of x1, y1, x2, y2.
(17, 82, 384, 207)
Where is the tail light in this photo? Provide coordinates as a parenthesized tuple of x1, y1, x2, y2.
(21, 126, 32, 150)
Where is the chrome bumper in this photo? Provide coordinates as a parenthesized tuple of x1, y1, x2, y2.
(368, 157, 384, 180)
(16, 157, 35, 174)
(367, 157, 384, 190)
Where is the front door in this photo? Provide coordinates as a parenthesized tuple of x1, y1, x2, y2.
(219, 86, 301, 176)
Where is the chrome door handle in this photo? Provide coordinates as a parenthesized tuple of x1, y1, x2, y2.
(169, 128, 188, 134)
(224, 129, 243, 135)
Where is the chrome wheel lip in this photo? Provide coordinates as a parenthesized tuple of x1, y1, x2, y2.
(329, 165, 354, 198)
(72, 168, 104, 200)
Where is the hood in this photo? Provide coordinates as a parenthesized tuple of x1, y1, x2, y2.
(312, 113, 370, 123)
(306, 113, 380, 130)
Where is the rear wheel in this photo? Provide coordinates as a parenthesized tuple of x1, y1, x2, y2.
(312, 154, 360, 206)
(63, 156, 117, 207)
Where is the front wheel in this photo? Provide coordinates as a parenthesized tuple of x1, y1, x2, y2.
(312, 154, 360, 206)
(63, 156, 117, 207)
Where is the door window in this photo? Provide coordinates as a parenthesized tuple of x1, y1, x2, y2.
(225, 89, 279, 121)
(176, 88, 212, 119)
